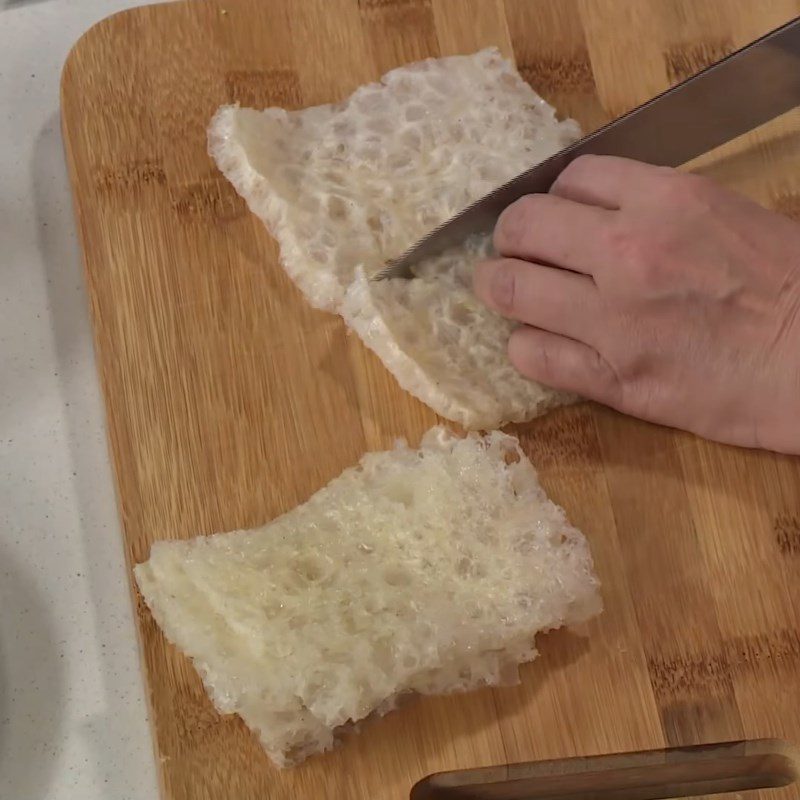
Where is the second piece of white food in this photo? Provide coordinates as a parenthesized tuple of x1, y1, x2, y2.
(135, 426, 602, 767)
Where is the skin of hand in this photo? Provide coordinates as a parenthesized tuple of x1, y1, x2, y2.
(473, 155, 800, 454)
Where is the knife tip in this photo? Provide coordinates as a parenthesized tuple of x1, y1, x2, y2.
(372, 259, 414, 281)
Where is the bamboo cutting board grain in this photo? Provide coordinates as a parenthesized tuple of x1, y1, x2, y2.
(61, 1, 800, 799)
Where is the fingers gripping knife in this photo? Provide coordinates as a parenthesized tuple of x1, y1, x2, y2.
(386, 19, 800, 798)
(376, 16, 800, 281)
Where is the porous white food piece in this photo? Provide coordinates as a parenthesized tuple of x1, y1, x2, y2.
(135, 426, 601, 767)
(208, 48, 581, 429)
(342, 251, 573, 430)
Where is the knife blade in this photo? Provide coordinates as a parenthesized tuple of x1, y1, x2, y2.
(375, 15, 800, 281)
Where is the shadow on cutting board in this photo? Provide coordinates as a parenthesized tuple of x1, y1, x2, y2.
(33, 111, 156, 799)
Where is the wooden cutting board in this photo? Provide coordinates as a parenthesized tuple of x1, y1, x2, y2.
(61, 1, 800, 799)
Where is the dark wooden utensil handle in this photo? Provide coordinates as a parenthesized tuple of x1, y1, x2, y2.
(411, 739, 800, 800)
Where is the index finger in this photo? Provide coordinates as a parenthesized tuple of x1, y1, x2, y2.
(550, 154, 672, 208)
(493, 193, 614, 276)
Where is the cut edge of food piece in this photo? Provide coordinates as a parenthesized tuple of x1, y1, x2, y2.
(342, 266, 576, 430)
(342, 265, 483, 428)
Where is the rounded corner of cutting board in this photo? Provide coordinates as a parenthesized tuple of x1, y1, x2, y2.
(60, 0, 185, 102)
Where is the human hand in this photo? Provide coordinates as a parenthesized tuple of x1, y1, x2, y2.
(473, 155, 800, 454)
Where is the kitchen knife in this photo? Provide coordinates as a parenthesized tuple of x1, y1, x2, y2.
(375, 15, 800, 281)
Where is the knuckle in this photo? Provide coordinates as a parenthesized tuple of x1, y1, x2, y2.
(514, 337, 556, 385)
(489, 259, 518, 314)
(604, 222, 670, 292)
(682, 173, 716, 207)
(605, 222, 647, 267)
(615, 349, 647, 383)
(493, 194, 541, 253)
(620, 378, 662, 421)
(592, 353, 623, 404)
(550, 154, 601, 196)
(650, 171, 685, 202)
(550, 155, 597, 188)
(562, 153, 602, 181)
(536, 339, 555, 381)
(652, 169, 710, 205)
(507, 329, 533, 376)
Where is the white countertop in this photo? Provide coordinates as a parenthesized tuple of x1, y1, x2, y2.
(0, 2, 159, 798)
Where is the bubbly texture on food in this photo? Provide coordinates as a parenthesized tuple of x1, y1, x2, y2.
(209, 48, 581, 428)
(343, 248, 573, 429)
(135, 427, 601, 767)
